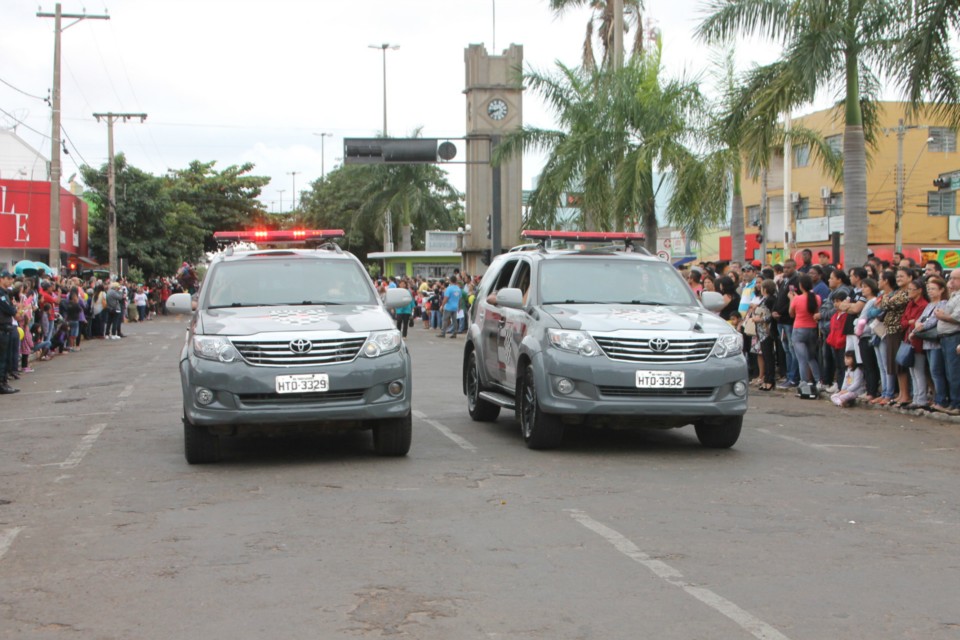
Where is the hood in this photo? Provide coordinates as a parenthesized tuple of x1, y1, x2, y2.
(540, 303, 733, 334)
(197, 305, 394, 336)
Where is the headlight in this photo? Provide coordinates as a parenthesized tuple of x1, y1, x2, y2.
(362, 330, 402, 358)
(192, 335, 239, 363)
(711, 333, 743, 359)
(547, 329, 601, 357)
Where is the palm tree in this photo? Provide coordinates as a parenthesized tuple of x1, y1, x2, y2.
(895, 0, 960, 122)
(698, 0, 913, 267)
(497, 41, 729, 252)
(360, 161, 462, 252)
(549, 0, 646, 70)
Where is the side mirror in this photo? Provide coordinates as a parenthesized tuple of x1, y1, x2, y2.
(384, 288, 413, 309)
(496, 287, 524, 309)
(166, 292, 195, 315)
(700, 291, 725, 313)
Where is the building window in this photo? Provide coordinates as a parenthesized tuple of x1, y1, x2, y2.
(794, 197, 810, 220)
(929, 128, 957, 153)
(746, 205, 761, 226)
(826, 135, 843, 156)
(795, 145, 810, 168)
(928, 191, 956, 217)
(827, 192, 844, 217)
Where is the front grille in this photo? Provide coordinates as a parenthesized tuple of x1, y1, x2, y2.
(238, 389, 366, 405)
(598, 386, 715, 398)
(593, 335, 715, 363)
(231, 337, 366, 367)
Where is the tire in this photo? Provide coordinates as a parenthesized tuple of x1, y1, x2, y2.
(694, 415, 743, 449)
(519, 365, 563, 450)
(373, 412, 412, 456)
(466, 350, 500, 422)
(183, 417, 220, 464)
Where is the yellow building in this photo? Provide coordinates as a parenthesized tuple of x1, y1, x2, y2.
(740, 101, 960, 266)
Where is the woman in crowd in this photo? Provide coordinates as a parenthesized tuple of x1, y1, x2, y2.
(877, 268, 913, 406)
(856, 278, 881, 401)
(701, 273, 717, 294)
(790, 274, 822, 387)
(751, 279, 778, 391)
(63, 288, 83, 352)
(899, 279, 930, 409)
(916, 276, 948, 411)
(394, 280, 414, 338)
(717, 276, 740, 322)
(870, 271, 896, 404)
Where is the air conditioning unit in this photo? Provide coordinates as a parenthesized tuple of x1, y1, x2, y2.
(790, 192, 800, 203)
(820, 186, 832, 200)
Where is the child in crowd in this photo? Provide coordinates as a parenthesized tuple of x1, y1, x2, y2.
(831, 351, 864, 407)
(30, 320, 52, 361)
(17, 312, 36, 372)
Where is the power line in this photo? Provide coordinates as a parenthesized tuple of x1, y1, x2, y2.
(0, 77, 49, 103)
(0, 106, 51, 140)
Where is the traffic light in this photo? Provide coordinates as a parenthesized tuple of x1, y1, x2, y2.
(480, 249, 492, 266)
(934, 177, 951, 189)
(486, 215, 492, 240)
(343, 138, 439, 164)
(68, 261, 77, 275)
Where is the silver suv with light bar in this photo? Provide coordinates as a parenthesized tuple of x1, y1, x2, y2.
(167, 229, 413, 463)
(462, 230, 748, 450)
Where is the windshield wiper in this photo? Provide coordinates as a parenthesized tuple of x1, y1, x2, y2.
(208, 302, 252, 309)
(626, 300, 668, 305)
(544, 299, 599, 304)
(284, 301, 342, 306)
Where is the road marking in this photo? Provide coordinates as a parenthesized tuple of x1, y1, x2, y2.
(0, 412, 113, 424)
(52, 424, 108, 469)
(0, 527, 23, 562)
(119, 384, 135, 398)
(755, 428, 834, 452)
(566, 509, 792, 640)
(413, 410, 477, 452)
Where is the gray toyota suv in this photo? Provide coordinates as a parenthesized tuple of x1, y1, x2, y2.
(168, 232, 413, 463)
(462, 232, 748, 450)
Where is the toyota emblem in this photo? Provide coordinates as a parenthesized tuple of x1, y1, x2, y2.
(289, 338, 313, 354)
(648, 337, 670, 353)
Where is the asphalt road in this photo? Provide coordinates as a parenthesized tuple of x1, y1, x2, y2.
(1, 315, 959, 639)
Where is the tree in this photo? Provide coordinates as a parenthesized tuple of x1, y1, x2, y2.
(696, 0, 956, 267)
(498, 41, 729, 252)
(549, 0, 646, 70)
(166, 161, 271, 251)
(81, 154, 204, 277)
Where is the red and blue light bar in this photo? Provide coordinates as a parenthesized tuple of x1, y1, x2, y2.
(213, 229, 345, 243)
(521, 230, 646, 241)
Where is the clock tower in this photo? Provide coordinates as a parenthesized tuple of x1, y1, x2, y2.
(464, 44, 523, 274)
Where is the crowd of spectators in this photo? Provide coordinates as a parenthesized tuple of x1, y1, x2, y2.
(373, 272, 478, 340)
(0, 267, 194, 394)
(682, 249, 960, 415)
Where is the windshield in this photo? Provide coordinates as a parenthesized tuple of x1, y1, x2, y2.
(204, 258, 378, 308)
(540, 258, 698, 306)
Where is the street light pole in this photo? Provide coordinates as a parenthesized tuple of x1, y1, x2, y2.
(287, 171, 299, 212)
(277, 189, 285, 213)
(368, 43, 399, 137)
(314, 132, 332, 178)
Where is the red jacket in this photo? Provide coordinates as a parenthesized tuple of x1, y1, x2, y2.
(39, 288, 59, 320)
(901, 298, 928, 352)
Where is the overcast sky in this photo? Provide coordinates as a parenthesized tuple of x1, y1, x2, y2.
(2, 0, 788, 213)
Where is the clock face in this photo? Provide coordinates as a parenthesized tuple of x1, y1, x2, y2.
(487, 98, 508, 121)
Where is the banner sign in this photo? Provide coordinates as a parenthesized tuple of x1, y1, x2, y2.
(0, 179, 87, 254)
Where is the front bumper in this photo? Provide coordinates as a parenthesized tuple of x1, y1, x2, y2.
(180, 350, 411, 431)
(531, 348, 748, 421)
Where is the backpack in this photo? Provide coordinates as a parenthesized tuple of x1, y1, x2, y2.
(826, 311, 848, 350)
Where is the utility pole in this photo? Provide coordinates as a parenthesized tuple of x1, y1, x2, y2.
(783, 113, 793, 259)
(38, 3, 109, 272)
(93, 112, 147, 277)
(287, 171, 300, 212)
(895, 118, 906, 254)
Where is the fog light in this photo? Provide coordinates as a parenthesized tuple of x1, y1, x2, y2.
(195, 388, 215, 405)
(556, 378, 575, 395)
(387, 380, 404, 397)
(733, 381, 747, 397)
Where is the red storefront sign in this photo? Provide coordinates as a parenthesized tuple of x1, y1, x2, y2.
(0, 179, 88, 256)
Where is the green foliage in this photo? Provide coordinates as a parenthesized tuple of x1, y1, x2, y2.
(125, 266, 145, 286)
(299, 156, 463, 258)
(81, 155, 270, 279)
